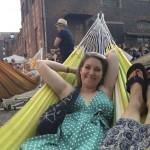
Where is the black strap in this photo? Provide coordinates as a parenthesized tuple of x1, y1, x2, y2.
(36, 88, 80, 135)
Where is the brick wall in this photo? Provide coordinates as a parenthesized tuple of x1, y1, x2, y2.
(19, 0, 150, 57)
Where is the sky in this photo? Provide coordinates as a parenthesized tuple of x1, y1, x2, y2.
(0, 0, 21, 32)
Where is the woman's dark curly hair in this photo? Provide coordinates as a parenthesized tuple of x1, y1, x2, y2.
(77, 52, 108, 89)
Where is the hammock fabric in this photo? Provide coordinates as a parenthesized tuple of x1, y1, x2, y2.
(0, 48, 43, 99)
(0, 13, 131, 149)
(0, 61, 39, 99)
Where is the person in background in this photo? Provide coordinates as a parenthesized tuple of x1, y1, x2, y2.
(132, 48, 141, 60)
(51, 18, 74, 63)
(23, 62, 40, 83)
(23, 53, 30, 63)
(18, 49, 119, 150)
(46, 53, 52, 60)
(4, 59, 8, 63)
(144, 44, 149, 54)
(10, 58, 17, 68)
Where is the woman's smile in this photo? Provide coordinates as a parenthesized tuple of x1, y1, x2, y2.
(80, 58, 103, 88)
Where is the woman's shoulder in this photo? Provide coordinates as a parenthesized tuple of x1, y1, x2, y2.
(60, 86, 75, 100)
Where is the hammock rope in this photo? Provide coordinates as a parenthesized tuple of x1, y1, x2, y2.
(0, 12, 131, 150)
(29, 47, 43, 69)
(76, 13, 116, 55)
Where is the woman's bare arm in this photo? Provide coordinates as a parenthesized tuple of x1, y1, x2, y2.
(36, 60, 77, 99)
(100, 49, 119, 100)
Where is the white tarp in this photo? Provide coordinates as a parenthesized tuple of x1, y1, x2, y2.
(3, 54, 25, 63)
(122, 50, 133, 61)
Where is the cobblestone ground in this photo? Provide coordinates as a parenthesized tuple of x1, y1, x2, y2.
(0, 85, 41, 128)
(0, 110, 19, 127)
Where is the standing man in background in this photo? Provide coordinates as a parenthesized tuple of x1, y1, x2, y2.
(51, 18, 74, 63)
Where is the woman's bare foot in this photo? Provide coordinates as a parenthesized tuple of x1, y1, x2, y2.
(129, 69, 146, 114)
(122, 68, 146, 121)
(146, 69, 150, 109)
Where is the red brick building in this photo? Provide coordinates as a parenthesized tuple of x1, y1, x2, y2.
(19, 0, 44, 57)
(19, 0, 150, 58)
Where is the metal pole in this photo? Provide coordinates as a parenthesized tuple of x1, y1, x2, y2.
(41, 0, 47, 59)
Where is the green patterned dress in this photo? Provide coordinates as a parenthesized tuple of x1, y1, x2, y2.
(18, 90, 114, 150)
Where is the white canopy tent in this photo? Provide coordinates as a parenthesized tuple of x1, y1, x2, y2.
(3, 54, 25, 63)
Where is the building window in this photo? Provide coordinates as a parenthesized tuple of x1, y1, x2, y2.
(107, 23, 124, 44)
(25, 0, 29, 15)
(103, 0, 119, 7)
(35, 27, 38, 52)
(137, 21, 150, 31)
(21, 3, 25, 22)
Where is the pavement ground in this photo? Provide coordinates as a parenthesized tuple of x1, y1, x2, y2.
(0, 85, 41, 128)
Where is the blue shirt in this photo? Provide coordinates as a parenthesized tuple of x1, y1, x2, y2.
(57, 28, 74, 62)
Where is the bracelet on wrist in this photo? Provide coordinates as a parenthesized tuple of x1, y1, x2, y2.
(66, 67, 70, 73)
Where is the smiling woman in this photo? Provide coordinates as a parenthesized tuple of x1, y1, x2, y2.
(18, 49, 119, 150)
(0, 0, 21, 32)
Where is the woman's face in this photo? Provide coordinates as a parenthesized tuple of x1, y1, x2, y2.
(80, 57, 103, 89)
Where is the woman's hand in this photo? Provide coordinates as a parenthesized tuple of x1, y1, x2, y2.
(51, 49, 56, 54)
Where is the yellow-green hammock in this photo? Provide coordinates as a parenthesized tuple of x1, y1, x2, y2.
(0, 13, 131, 149)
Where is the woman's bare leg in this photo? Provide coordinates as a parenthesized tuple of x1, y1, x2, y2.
(121, 70, 145, 122)
(144, 72, 150, 124)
